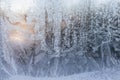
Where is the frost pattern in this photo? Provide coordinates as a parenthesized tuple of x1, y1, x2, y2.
(0, 0, 120, 80)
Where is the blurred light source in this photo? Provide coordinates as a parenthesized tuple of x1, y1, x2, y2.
(9, 30, 25, 43)
(10, 0, 35, 14)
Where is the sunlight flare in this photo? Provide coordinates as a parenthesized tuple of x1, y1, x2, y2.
(9, 30, 25, 43)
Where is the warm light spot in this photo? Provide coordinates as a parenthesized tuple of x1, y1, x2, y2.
(9, 30, 25, 43)
(14, 22, 35, 34)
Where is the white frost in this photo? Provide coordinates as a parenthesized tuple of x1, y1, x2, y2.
(8, 69, 120, 80)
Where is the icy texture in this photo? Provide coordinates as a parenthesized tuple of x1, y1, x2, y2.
(0, 0, 120, 80)
(8, 69, 120, 80)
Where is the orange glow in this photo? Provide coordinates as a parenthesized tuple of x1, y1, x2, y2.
(5, 14, 36, 44)
(15, 22, 35, 34)
(9, 30, 25, 43)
